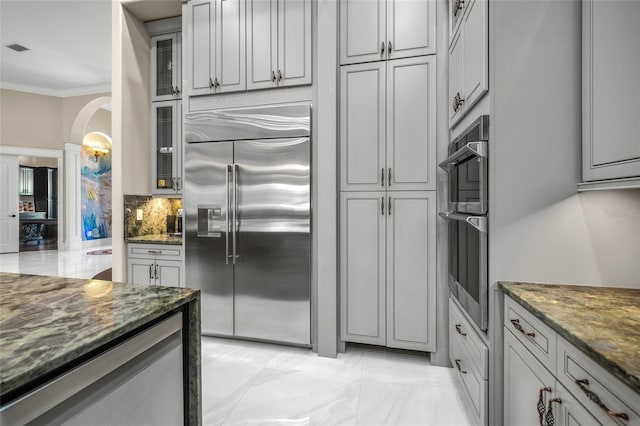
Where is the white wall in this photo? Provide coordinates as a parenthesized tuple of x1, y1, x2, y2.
(112, 1, 152, 281)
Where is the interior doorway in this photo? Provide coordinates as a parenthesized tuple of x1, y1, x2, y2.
(18, 156, 59, 252)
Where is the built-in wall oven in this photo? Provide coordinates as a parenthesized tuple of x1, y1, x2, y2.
(440, 116, 489, 332)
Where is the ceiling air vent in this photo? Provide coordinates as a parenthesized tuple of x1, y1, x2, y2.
(5, 43, 29, 52)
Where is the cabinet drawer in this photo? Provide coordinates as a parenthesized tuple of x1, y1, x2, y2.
(450, 323, 487, 425)
(449, 298, 488, 379)
(128, 244, 183, 260)
(504, 296, 557, 373)
(557, 336, 640, 425)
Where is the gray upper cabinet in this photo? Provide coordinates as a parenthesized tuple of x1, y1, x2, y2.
(582, 0, 640, 184)
(151, 32, 182, 101)
(340, 56, 436, 191)
(151, 100, 182, 195)
(448, 0, 488, 129)
(340, 0, 436, 65)
(247, 0, 312, 90)
(186, 0, 246, 96)
(340, 191, 436, 351)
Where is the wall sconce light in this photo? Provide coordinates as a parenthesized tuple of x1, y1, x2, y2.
(82, 132, 112, 162)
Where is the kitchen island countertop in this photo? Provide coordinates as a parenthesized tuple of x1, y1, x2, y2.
(0, 272, 200, 422)
(499, 281, 640, 394)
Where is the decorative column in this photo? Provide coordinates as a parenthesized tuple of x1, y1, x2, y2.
(64, 143, 82, 250)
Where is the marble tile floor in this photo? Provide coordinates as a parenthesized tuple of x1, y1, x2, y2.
(201, 337, 473, 426)
(0, 248, 473, 425)
(0, 245, 113, 279)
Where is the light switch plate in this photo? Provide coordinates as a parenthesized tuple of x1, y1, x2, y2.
(136, 209, 143, 221)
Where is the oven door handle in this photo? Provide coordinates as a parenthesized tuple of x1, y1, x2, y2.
(439, 211, 488, 233)
(438, 141, 488, 171)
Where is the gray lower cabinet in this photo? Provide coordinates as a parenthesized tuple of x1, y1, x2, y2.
(340, 191, 436, 351)
(340, 56, 437, 192)
(127, 244, 184, 287)
(504, 295, 640, 426)
(582, 0, 640, 184)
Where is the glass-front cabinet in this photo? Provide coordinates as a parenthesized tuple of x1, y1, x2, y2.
(151, 32, 182, 101)
(152, 100, 182, 195)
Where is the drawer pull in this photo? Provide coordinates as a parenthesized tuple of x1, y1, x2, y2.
(511, 319, 535, 338)
(455, 324, 467, 336)
(545, 398, 562, 426)
(454, 359, 467, 374)
(147, 250, 162, 254)
(575, 379, 630, 421)
(537, 387, 552, 426)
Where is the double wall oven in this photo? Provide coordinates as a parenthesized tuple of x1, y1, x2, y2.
(440, 116, 489, 332)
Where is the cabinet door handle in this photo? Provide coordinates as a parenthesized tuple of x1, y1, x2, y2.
(388, 168, 392, 186)
(537, 386, 552, 426)
(454, 0, 464, 17)
(209, 77, 214, 89)
(381, 168, 385, 187)
(388, 41, 392, 53)
(388, 197, 391, 215)
(176, 177, 181, 191)
(453, 92, 465, 112)
(171, 87, 176, 96)
(575, 379, 629, 421)
(455, 324, 467, 336)
(172, 177, 177, 190)
(545, 398, 562, 426)
(381, 197, 385, 215)
(277, 70, 283, 82)
(9, 214, 16, 218)
(214, 77, 220, 88)
(154, 264, 158, 280)
(454, 359, 466, 374)
(175, 86, 181, 95)
(380, 41, 385, 56)
(271, 70, 276, 82)
(149, 264, 153, 279)
(147, 250, 162, 254)
(510, 318, 535, 338)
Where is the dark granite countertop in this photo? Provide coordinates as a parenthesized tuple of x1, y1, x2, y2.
(127, 234, 183, 245)
(499, 281, 640, 394)
(0, 272, 198, 399)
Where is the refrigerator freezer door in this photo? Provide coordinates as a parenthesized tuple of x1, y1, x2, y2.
(185, 141, 234, 336)
(233, 138, 311, 345)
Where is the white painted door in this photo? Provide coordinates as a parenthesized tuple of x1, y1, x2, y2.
(386, 0, 436, 59)
(247, 0, 278, 90)
(386, 192, 436, 351)
(461, 0, 488, 113)
(340, 0, 385, 65)
(340, 62, 386, 191)
(386, 56, 436, 191)
(128, 258, 154, 286)
(188, 0, 215, 96)
(215, 0, 246, 93)
(0, 155, 19, 253)
(155, 260, 182, 287)
(277, 0, 312, 87)
(340, 192, 386, 345)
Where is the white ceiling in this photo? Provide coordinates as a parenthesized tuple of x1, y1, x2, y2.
(0, 0, 181, 98)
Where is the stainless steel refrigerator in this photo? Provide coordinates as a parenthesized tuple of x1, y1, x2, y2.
(184, 105, 311, 346)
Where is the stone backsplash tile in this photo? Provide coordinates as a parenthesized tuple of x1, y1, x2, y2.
(124, 195, 182, 238)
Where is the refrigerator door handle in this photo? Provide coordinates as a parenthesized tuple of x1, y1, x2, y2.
(226, 164, 232, 265)
(232, 163, 238, 264)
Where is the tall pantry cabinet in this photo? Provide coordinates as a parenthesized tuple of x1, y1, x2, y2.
(339, 0, 437, 352)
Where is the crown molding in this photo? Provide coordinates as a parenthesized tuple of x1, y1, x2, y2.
(0, 81, 111, 98)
